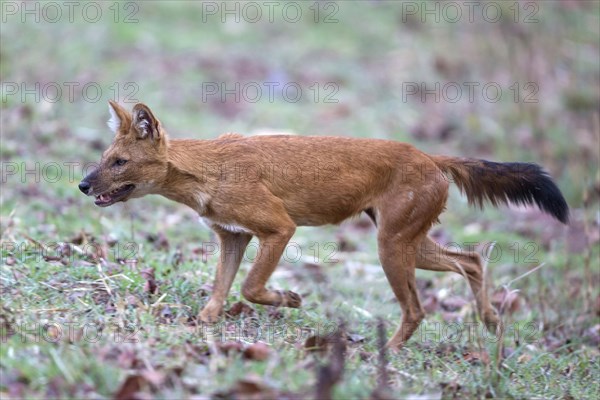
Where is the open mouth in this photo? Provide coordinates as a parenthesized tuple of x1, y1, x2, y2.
(94, 184, 135, 207)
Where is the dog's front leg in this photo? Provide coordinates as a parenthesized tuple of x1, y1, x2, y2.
(198, 228, 252, 323)
(241, 225, 301, 308)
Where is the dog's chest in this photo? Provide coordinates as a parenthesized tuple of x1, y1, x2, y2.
(199, 216, 252, 234)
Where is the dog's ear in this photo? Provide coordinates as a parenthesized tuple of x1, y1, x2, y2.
(107, 100, 130, 134)
(132, 103, 162, 141)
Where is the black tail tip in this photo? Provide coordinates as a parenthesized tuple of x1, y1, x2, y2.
(537, 170, 570, 225)
(554, 204, 570, 225)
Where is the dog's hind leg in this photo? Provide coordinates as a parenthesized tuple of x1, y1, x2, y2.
(375, 159, 451, 349)
(416, 236, 499, 332)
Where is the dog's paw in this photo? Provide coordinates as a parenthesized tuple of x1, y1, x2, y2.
(277, 290, 302, 308)
(385, 339, 405, 352)
(198, 304, 222, 324)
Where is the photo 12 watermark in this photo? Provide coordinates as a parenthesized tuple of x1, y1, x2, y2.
(1, 1, 140, 24)
(199, 1, 339, 24)
(400, 1, 539, 24)
(1, 238, 542, 267)
(1, 81, 139, 104)
(1, 319, 541, 345)
(201, 81, 339, 104)
(401, 81, 539, 104)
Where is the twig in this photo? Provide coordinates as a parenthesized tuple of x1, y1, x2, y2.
(151, 293, 167, 308)
(96, 263, 112, 296)
(315, 321, 346, 400)
(504, 263, 546, 288)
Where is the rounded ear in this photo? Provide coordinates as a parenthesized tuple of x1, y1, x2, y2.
(132, 103, 162, 141)
(107, 100, 131, 134)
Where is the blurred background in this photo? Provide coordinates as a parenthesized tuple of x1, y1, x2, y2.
(1, 1, 599, 398)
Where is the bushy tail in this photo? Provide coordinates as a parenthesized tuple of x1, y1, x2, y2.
(432, 156, 569, 224)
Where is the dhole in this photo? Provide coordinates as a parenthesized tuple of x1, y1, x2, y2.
(79, 101, 569, 349)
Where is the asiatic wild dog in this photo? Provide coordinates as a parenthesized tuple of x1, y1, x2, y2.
(79, 101, 569, 349)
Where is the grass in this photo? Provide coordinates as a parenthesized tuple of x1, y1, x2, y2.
(1, 1, 599, 398)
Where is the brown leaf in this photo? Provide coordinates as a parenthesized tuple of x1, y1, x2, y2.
(126, 295, 140, 307)
(226, 301, 255, 317)
(267, 308, 284, 320)
(440, 380, 462, 397)
(146, 232, 169, 251)
(113, 374, 145, 400)
(172, 248, 184, 267)
(159, 305, 173, 323)
(43, 255, 63, 262)
(441, 296, 468, 312)
(304, 335, 329, 353)
(69, 231, 91, 245)
(214, 375, 278, 400)
(243, 342, 270, 361)
(462, 350, 490, 365)
(216, 341, 244, 355)
(140, 370, 166, 387)
(198, 283, 213, 296)
(491, 290, 521, 315)
(141, 268, 157, 294)
(583, 324, 600, 347)
(422, 294, 438, 314)
(116, 349, 139, 369)
(302, 262, 327, 283)
(517, 353, 532, 363)
(336, 235, 357, 252)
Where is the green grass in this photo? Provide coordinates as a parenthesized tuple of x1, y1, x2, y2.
(2, 1, 599, 398)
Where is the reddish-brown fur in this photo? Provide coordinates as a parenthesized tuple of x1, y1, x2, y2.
(80, 102, 569, 349)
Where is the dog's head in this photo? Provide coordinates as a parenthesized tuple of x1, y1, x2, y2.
(79, 101, 169, 207)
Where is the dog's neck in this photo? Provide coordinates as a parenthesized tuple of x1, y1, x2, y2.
(156, 139, 219, 214)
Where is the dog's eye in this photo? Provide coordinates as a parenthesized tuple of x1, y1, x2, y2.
(114, 159, 128, 166)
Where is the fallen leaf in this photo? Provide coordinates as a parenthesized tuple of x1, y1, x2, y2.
(141, 370, 166, 387)
(226, 301, 255, 317)
(198, 283, 213, 296)
(243, 342, 270, 361)
(159, 305, 173, 323)
(346, 333, 365, 343)
(440, 380, 461, 398)
(491, 290, 521, 315)
(422, 294, 438, 313)
(214, 375, 278, 400)
(146, 232, 169, 251)
(302, 262, 327, 283)
(518, 353, 532, 363)
(304, 335, 329, 353)
(141, 268, 157, 294)
(462, 350, 490, 365)
(113, 375, 145, 400)
(336, 235, 357, 252)
(441, 296, 468, 312)
(216, 341, 244, 355)
(583, 324, 600, 347)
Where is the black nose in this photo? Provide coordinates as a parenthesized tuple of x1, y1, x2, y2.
(78, 181, 91, 194)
